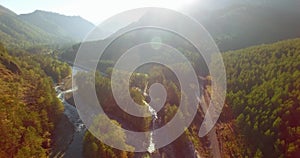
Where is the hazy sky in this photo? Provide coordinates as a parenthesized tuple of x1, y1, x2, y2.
(1, 0, 197, 24)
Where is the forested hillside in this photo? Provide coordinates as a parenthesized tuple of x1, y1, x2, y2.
(223, 39, 300, 157)
(77, 64, 207, 157)
(1, 2, 300, 157)
(0, 43, 70, 157)
(61, 25, 300, 157)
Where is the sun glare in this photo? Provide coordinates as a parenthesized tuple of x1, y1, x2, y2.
(52, 0, 197, 24)
(153, 0, 196, 10)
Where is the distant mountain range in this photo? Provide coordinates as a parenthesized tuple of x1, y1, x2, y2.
(192, 0, 300, 51)
(1, 1, 300, 51)
(0, 5, 95, 48)
(72, 0, 300, 53)
(19, 10, 94, 41)
(113, 0, 300, 51)
(61, 1, 300, 65)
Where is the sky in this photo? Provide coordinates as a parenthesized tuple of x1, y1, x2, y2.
(1, 0, 198, 25)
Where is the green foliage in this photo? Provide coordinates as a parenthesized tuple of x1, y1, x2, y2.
(83, 115, 134, 158)
(163, 104, 180, 124)
(31, 54, 71, 82)
(78, 65, 188, 157)
(0, 43, 66, 157)
(224, 39, 300, 157)
(254, 148, 263, 158)
(76, 71, 150, 132)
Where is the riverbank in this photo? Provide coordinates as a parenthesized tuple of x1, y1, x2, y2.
(60, 76, 75, 106)
(53, 68, 202, 158)
(50, 114, 75, 158)
(50, 83, 85, 158)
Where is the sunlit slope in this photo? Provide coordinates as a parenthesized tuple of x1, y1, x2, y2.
(0, 43, 70, 157)
(223, 38, 300, 157)
(0, 5, 95, 48)
(20, 10, 94, 42)
(0, 5, 57, 48)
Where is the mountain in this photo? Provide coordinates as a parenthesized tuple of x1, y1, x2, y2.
(187, 0, 300, 51)
(85, 1, 300, 52)
(112, 1, 300, 52)
(19, 10, 95, 42)
(0, 5, 57, 48)
(0, 4, 16, 16)
(66, 1, 300, 54)
(0, 5, 95, 48)
(61, 1, 300, 66)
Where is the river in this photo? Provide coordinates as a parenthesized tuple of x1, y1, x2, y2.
(50, 67, 86, 158)
(144, 100, 158, 154)
(58, 86, 85, 158)
(51, 67, 203, 158)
